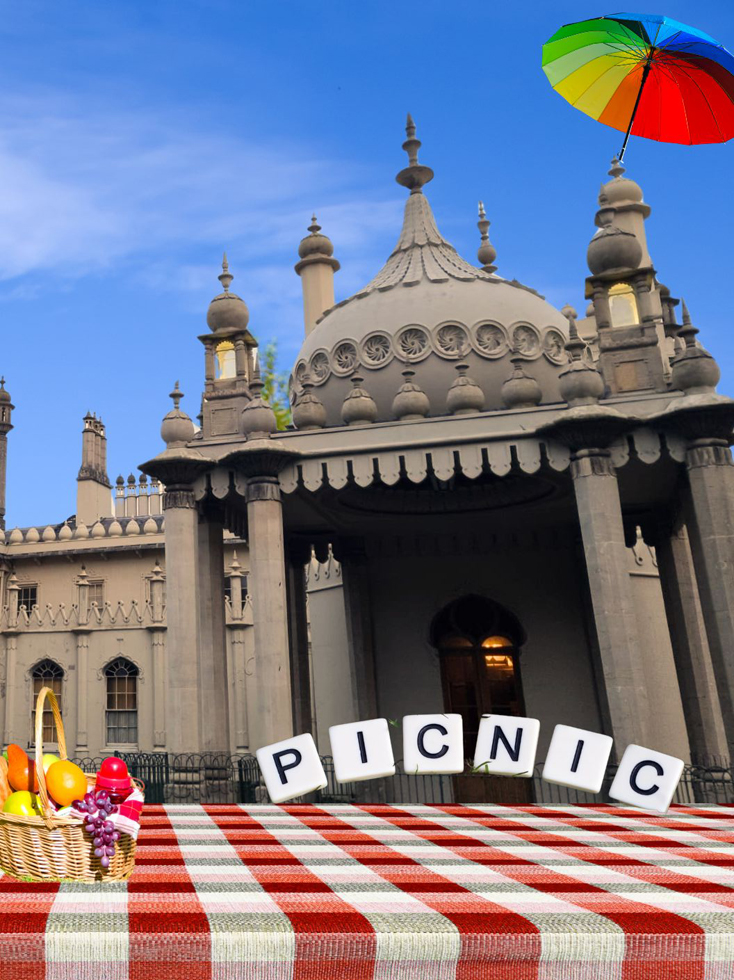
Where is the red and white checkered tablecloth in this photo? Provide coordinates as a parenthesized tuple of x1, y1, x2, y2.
(2, 802, 734, 979)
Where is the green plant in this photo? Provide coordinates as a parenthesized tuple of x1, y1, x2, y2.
(260, 340, 291, 431)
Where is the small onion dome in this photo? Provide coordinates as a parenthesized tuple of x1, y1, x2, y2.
(585, 301, 595, 318)
(0, 377, 10, 402)
(116, 474, 125, 486)
(298, 216, 334, 259)
(501, 352, 542, 409)
(241, 373, 277, 438)
(161, 381, 195, 447)
(587, 208, 642, 275)
(447, 363, 485, 415)
(671, 300, 721, 394)
(292, 372, 327, 430)
(558, 307, 604, 407)
(600, 157, 644, 206)
(341, 375, 377, 426)
(392, 368, 430, 420)
(206, 253, 250, 333)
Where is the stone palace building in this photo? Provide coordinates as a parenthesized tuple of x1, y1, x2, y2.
(1, 119, 733, 803)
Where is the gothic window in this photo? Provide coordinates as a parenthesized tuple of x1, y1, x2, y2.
(31, 659, 63, 744)
(105, 658, 139, 745)
(609, 283, 639, 327)
(18, 584, 38, 610)
(215, 340, 236, 379)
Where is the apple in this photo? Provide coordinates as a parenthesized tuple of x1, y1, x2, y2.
(42, 753, 60, 773)
(2, 790, 42, 817)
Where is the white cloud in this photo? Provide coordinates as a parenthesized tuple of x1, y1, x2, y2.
(0, 92, 403, 296)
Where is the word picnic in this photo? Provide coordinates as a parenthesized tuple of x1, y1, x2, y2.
(255, 714, 686, 813)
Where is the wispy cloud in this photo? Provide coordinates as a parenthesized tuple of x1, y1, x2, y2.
(0, 92, 403, 305)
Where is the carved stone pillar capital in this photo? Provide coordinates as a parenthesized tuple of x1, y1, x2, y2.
(163, 486, 197, 510)
(685, 439, 733, 470)
(570, 447, 615, 480)
(245, 476, 281, 504)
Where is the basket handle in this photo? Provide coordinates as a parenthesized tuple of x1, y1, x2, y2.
(34, 686, 68, 816)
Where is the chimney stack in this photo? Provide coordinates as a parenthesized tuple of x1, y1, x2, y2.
(76, 412, 112, 525)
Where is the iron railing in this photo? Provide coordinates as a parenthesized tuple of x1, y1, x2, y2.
(69, 753, 734, 807)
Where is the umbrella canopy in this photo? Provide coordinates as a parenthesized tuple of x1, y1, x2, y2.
(542, 12, 734, 157)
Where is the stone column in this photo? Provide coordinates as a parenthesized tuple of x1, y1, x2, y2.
(654, 518, 728, 764)
(246, 475, 293, 747)
(286, 542, 313, 736)
(571, 449, 650, 753)
(339, 539, 379, 721)
(74, 631, 90, 754)
(235, 339, 248, 380)
(197, 518, 230, 751)
(226, 551, 249, 752)
(161, 485, 202, 754)
(3, 633, 18, 746)
(684, 438, 734, 759)
(149, 628, 167, 750)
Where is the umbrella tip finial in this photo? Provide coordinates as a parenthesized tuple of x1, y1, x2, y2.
(396, 113, 434, 193)
(609, 156, 625, 178)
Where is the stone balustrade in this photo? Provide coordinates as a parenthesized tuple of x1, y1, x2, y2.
(0, 515, 165, 545)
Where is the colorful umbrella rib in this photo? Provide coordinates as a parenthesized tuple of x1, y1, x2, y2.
(542, 12, 734, 153)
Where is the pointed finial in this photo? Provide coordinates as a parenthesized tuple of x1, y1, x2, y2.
(396, 114, 434, 193)
(0, 377, 5, 389)
(608, 156, 625, 178)
(169, 381, 183, 410)
(218, 252, 233, 292)
(561, 305, 585, 360)
(308, 214, 321, 234)
(678, 299, 699, 349)
(230, 549, 242, 573)
(477, 200, 497, 273)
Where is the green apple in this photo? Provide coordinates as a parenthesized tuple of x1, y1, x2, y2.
(2, 750, 7, 763)
(2, 790, 42, 817)
(42, 753, 60, 773)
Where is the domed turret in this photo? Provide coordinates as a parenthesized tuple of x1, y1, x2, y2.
(290, 116, 570, 426)
(161, 382, 196, 447)
(206, 253, 250, 333)
(599, 158, 644, 207)
(587, 208, 643, 275)
(558, 307, 605, 407)
(0, 378, 10, 403)
(298, 216, 336, 261)
(671, 301, 721, 395)
(241, 370, 278, 438)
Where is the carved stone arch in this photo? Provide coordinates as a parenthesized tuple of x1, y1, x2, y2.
(96, 653, 145, 683)
(429, 594, 526, 651)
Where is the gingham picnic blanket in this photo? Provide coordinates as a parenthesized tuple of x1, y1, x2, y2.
(2, 803, 734, 980)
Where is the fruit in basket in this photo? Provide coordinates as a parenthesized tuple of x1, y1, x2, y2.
(2, 790, 42, 817)
(42, 753, 60, 773)
(6, 744, 38, 793)
(96, 756, 133, 803)
(72, 790, 121, 870)
(0, 758, 11, 805)
(46, 760, 87, 807)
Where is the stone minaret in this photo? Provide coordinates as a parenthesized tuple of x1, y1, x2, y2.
(0, 378, 14, 530)
(294, 215, 340, 336)
(76, 411, 112, 525)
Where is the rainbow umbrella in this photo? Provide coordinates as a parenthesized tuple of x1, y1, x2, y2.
(542, 12, 734, 159)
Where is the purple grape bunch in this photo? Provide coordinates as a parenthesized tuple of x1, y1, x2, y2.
(71, 790, 120, 869)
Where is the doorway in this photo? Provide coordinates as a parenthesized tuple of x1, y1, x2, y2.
(431, 595, 532, 804)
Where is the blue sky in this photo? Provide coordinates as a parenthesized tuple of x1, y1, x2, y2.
(1, 0, 733, 527)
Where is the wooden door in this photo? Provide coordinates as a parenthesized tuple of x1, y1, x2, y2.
(440, 642, 533, 804)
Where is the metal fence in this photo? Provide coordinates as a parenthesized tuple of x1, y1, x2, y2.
(69, 753, 734, 807)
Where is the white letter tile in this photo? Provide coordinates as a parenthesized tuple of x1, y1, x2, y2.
(403, 714, 464, 775)
(329, 718, 396, 783)
(609, 743, 684, 813)
(473, 715, 539, 777)
(542, 724, 613, 794)
(256, 733, 327, 804)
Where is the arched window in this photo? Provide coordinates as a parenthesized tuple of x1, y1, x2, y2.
(105, 658, 139, 745)
(215, 340, 236, 379)
(31, 659, 63, 744)
(608, 282, 639, 327)
(430, 596, 525, 760)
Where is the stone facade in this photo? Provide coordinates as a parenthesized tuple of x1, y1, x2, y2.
(1, 119, 732, 798)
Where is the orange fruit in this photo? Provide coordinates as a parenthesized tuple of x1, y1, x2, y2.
(6, 744, 37, 793)
(45, 760, 87, 807)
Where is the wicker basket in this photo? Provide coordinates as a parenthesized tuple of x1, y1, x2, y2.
(0, 686, 142, 882)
